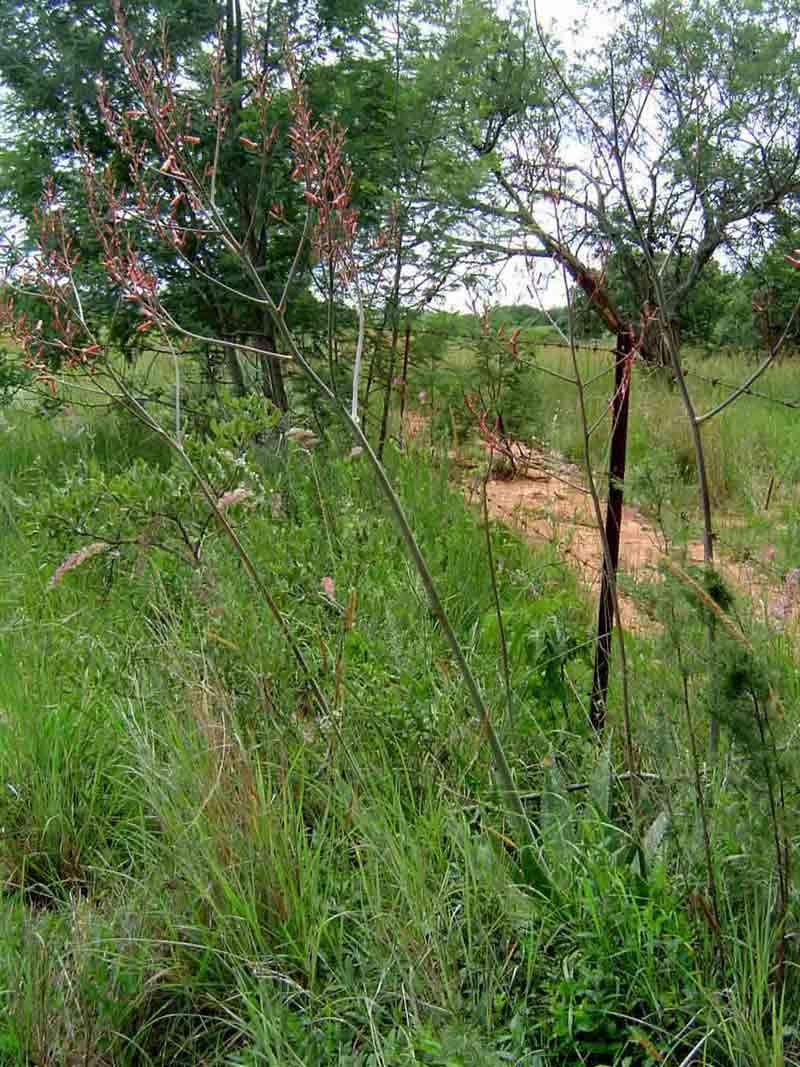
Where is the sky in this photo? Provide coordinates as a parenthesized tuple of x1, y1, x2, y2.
(443, 0, 612, 313)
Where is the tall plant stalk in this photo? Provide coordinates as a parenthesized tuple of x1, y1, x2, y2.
(482, 452, 514, 728)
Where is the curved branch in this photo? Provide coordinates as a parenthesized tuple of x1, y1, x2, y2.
(696, 294, 800, 425)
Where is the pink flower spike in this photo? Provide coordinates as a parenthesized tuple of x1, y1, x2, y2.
(217, 486, 252, 512)
(321, 576, 336, 599)
(49, 542, 110, 588)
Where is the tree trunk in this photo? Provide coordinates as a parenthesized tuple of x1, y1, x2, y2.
(377, 231, 405, 460)
(255, 327, 288, 412)
(641, 314, 681, 367)
(327, 260, 338, 395)
(377, 318, 400, 460)
(363, 325, 386, 417)
(397, 324, 412, 445)
(589, 330, 633, 730)
(225, 336, 247, 397)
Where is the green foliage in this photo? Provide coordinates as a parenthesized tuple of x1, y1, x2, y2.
(513, 759, 702, 1063)
(627, 445, 685, 543)
(735, 233, 800, 351)
(3, 0, 800, 1054)
(481, 594, 587, 711)
(573, 254, 741, 349)
(0, 346, 30, 406)
(427, 332, 542, 444)
(0, 358, 799, 1062)
(27, 393, 278, 581)
(543, 868, 699, 1064)
(0, 697, 145, 901)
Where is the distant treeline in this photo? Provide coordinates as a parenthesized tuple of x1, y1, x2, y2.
(413, 246, 800, 356)
(415, 305, 570, 342)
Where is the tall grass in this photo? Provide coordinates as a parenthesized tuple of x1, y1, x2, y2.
(0, 393, 796, 1063)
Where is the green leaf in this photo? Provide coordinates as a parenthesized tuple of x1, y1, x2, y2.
(540, 755, 574, 868)
(589, 735, 612, 819)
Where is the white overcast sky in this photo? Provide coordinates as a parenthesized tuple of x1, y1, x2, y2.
(444, 0, 612, 312)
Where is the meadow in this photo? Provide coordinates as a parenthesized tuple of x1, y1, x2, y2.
(410, 330, 800, 581)
(0, 336, 799, 1064)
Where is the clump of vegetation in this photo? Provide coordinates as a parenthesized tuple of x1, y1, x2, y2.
(1, 0, 800, 1060)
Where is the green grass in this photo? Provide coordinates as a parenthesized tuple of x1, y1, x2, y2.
(0, 378, 798, 1064)
(406, 335, 800, 585)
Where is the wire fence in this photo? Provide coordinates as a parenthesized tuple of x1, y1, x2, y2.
(61, 320, 798, 420)
(386, 323, 800, 413)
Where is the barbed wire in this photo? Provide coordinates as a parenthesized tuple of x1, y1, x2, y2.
(375, 321, 612, 353)
(395, 325, 799, 413)
(681, 366, 800, 410)
(136, 323, 799, 414)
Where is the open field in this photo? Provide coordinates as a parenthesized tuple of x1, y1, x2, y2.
(403, 334, 800, 614)
(4, 0, 800, 1057)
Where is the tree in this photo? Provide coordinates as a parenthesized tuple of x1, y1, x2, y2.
(442, 0, 800, 354)
(434, 0, 800, 565)
(0, 0, 218, 180)
(0, 0, 390, 410)
(735, 233, 800, 351)
(573, 254, 739, 348)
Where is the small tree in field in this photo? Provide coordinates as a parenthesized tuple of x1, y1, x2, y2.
(438, 0, 800, 559)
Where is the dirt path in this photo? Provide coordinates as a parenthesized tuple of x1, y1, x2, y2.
(404, 410, 788, 630)
(467, 447, 661, 629)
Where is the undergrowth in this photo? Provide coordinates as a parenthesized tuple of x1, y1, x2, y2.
(0, 399, 797, 1064)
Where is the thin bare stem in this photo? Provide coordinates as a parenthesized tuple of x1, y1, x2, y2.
(482, 451, 514, 728)
(696, 295, 800, 425)
(351, 273, 366, 425)
(681, 661, 724, 968)
(156, 323, 182, 444)
(158, 311, 291, 361)
(279, 208, 311, 315)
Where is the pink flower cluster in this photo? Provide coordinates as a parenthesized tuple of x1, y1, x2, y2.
(288, 70, 358, 280)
